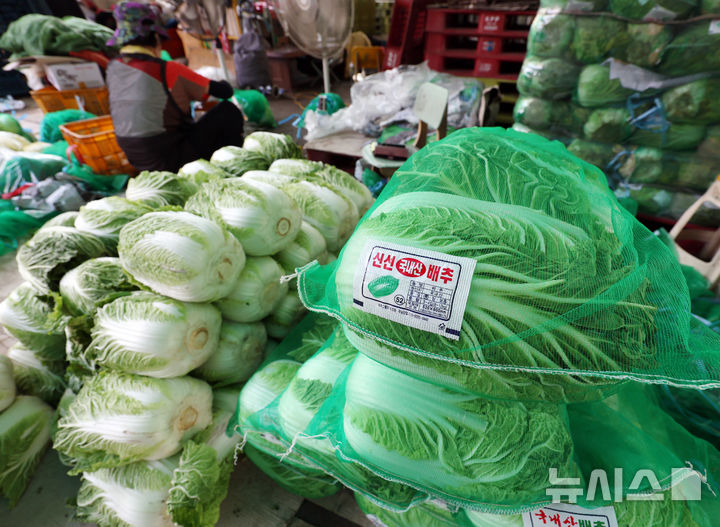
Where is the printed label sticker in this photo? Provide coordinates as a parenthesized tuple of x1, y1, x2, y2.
(523, 504, 618, 527)
(352, 241, 475, 340)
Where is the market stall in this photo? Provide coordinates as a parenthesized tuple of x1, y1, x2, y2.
(1, 1, 720, 527)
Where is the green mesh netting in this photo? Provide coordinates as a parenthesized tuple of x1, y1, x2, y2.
(295, 128, 720, 400)
(40, 110, 96, 144)
(235, 325, 720, 517)
(233, 90, 276, 128)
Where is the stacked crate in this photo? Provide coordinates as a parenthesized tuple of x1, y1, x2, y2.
(424, 7, 535, 126)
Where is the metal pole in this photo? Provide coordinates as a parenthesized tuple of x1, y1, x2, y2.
(216, 46, 231, 83)
(322, 57, 330, 94)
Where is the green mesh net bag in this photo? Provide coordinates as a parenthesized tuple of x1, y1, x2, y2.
(295, 127, 720, 403)
(40, 109, 95, 143)
(237, 329, 720, 516)
(237, 324, 426, 511)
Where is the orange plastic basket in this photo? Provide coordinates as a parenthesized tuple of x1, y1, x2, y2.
(31, 86, 110, 115)
(60, 116, 134, 175)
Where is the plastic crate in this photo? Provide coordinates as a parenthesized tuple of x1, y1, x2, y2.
(60, 116, 134, 175)
(426, 8, 535, 37)
(425, 52, 524, 79)
(425, 32, 528, 55)
(383, 0, 432, 70)
(31, 86, 110, 115)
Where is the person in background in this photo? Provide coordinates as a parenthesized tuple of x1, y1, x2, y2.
(106, 1, 244, 172)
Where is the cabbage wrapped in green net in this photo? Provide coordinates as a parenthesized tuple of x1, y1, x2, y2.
(526, 9, 574, 59)
(517, 57, 580, 100)
(576, 64, 635, 108)
(609, 0, 697, 19)
(541, 0, 608, 9)
(703, 0, 720, 12)
(583, 107, 633, 143)
(299, 127, 720, 395)
(658, 21, 720, 76)
(619, 147, 680, 185)
(571, 16, 625, 64)
(630, 123, 707, 151)
(567, 139, 623, 169)
(355, 494, 458, 527)
(674, 154, 720, 190)
(614, 183, 673, 215)
(662, 78, 720, 125)
(243, 444, 341, 499)
(613, 23, 672, 69)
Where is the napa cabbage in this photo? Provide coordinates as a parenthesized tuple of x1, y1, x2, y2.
(178, 159, 226, 184)
(59, 257, 136, 316)
(16, 226, 108, 292)
(209, 146, 269, 177)
(242, 132, 303, 164)
(269, 158, 374, 214)
(576, 64, 635, 108)
(0, 282, 67, 358)
(7, 342, 65, 405)
(661, 79, 720, 125)
(614, 22, 672, 69)
(193, 320, 267, 385)
(185, 178, 302, 256)
(526, 9, 574, 59)
(44, 210, 79, 228)
(118, 211, 246, 302)
(342, 353, 576, 504)
(327, 192, 654, 399)
(517, 57, 580, 100)
(355, 494, 458, 527)
(243, 443, 341, 499)
(215, 256, 288, 323)
(583, 107, 633, 143)
(275, 220, 328, 274)
(571, 16, 625, 64)
(0, 395, 54, 506)
(125, 170, 199, 207)
(74, 196, 151, 251)
(54, 371, 212, 473)
(265, 291, 307, 340)
(86, 291, 222, 378)
(242, 170, 359, 251)
(0, 355, 15, 412)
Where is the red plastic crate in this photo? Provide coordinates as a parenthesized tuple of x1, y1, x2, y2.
(424, 32, 528, 55)
(426, 8, 535, 37)
(383, 0, 432, 70)
(425, 52, 525, 80)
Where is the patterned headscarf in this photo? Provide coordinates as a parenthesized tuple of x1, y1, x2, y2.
(107, 2, 168, 46)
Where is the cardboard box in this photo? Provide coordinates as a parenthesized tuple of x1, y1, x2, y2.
(45, 62, 105, 91)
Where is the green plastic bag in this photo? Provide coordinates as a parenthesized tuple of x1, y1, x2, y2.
(40, 109, 95, 143)
(233, 90, 276, 128)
